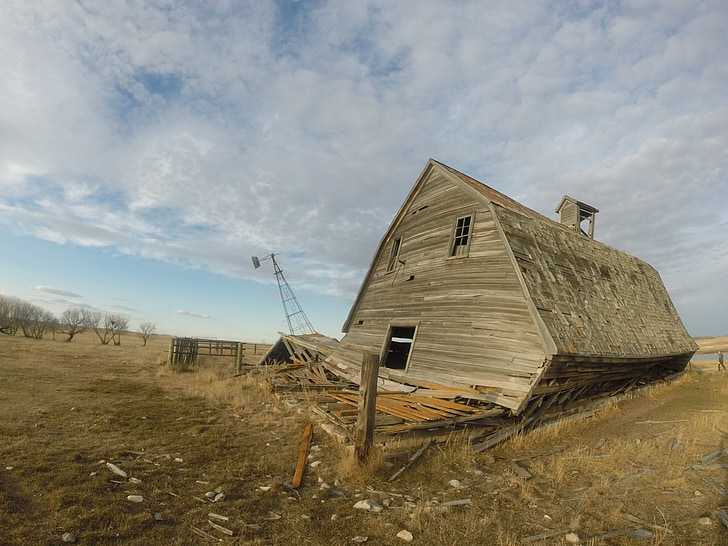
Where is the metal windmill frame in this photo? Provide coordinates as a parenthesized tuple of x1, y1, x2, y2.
(252, 253, 316, 336)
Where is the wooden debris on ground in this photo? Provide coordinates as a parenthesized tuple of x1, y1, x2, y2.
(291, 423, 313, 489)
(389, 439, 432, 482)
(208, 519, 234, 536)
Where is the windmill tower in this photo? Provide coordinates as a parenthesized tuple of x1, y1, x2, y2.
(252, 253, 316, 336)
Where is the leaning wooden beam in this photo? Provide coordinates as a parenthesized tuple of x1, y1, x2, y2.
(291, 423, 313, 489)
(388, 439, 432, 482)
(355, 352, 380, 465)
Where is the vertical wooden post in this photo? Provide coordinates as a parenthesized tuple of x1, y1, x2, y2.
(355, 351, 380, 465)
(235, 342, 243, 373)
(167, 338, 175, 366)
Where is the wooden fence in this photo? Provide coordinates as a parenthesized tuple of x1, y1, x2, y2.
(167, 337, 268, 372)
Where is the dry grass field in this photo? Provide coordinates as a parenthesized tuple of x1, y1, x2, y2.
(0, 333, 726, 545)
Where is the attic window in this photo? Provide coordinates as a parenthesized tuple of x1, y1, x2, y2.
(449, 215, 473, 257)
(382, 326, 416, 370)
(386, 236, 401, 272)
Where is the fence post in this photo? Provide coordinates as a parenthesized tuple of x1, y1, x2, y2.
(235, 343, 243, 373)
(167, 338, 175, 366)
(355, 351, 380, 465)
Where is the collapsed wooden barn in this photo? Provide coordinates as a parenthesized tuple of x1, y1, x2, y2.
(264, 159, 696, 442)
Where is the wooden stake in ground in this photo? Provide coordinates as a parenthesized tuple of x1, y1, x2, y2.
(291, 423, 313, 489)
(355, 351, 380, 465)
(235, 343, 243, 374)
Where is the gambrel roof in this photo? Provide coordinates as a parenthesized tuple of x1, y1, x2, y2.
(343, 159, 696, 360)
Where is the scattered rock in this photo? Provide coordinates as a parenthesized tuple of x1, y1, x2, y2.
(440, 499, 472, 509)
(396, 529, 413, 542)
(106, 463, 128, 478)
(61, 532, 76, 543)
(351, 537, 368, 543)
(448, 479, 462, 488)
(630, 528, 653, 540)
(310, 460, 322, 469)
(129, 477, 142, 484)
(259, 486, 271, 492)
(697, 516, 712, 526)
(153, 512, 163, 521)
(205, 491, 217, 500)
(694, 490, 703, 497)
(543, 514, 552, 521)
(89, 471, 97, 477)
(5, 466, 14, 471)
(126, 495, 144, 503)
(213, 492, 225, 502)
(564, 532, 580, 544)
(174, 457, 183, 463)
(353, 499, 383, 513)
(669, 438, 680, 451)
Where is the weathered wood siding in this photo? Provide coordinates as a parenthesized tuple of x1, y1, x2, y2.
(327, 168, 547, 410)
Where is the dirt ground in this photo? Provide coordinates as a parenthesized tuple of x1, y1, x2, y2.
(0, 333, 726, 545)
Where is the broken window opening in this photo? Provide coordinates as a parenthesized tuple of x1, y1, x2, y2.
(382, 326, 416, 370)
(449, 215, 472, 257)
(387, 236, 402, 272)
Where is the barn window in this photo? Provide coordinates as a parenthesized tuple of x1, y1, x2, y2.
(386, 236, 401, 272)
(449, 214, 473, 257)
(382, 325, 416, 370)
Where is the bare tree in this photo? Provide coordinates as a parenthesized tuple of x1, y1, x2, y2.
(27, 309, 56, 340)
(110, 315, 129, 346)
(15, 301, 37, 338)
(139, 322, 156, 346)
(0, 296, 20, 335)
(90, 312, 113, 345)
(61, 308, 95, 342)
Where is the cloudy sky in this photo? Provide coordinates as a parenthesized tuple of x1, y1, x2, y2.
(1, 1, 727, 341)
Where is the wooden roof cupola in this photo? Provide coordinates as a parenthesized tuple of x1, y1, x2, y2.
(555, 195, 599, 239)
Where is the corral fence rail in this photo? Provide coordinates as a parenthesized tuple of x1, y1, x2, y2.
(167, 337, 266, 372)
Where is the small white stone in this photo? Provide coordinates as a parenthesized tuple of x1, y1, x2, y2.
(106, 463, 128, 478)
(448, 479, 462, 488)
(126, 495, 144, 503)
(129, 477, 142, 484)
(331, 514, 338, 521)
(174, 457, 183, 463)
(259, 486, 271, 492)
(61, 532, 76, 543)
(564, 532, 579, 544)
(353, 499, 383, 512)
(698, 516, 712, 526)
(5, 466, 14, 471)
(205, 491, 217, 499)
(89, 471, 97, 477)
(694, 490, 703, 496)
(310, 460, 322, 468)
(544, 514, 552, 521)
(213, 492, 225, 502)
(396, 529, 414, 542)
(351, 537, 368, 543)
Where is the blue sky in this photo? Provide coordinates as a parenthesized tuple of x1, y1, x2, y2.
(1, 1, 727, 340)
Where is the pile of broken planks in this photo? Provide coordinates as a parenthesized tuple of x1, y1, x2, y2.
(253, 334, 689, 451)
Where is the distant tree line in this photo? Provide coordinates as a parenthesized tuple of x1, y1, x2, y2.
(0, 294, 155, 346)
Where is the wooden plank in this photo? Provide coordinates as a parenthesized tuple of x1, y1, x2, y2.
(291, 423, 313, 488)
(355, 352, 380, 465)
(388, 439, 432, 482)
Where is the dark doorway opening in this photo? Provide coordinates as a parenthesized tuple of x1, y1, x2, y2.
(383, 326, 416, 370)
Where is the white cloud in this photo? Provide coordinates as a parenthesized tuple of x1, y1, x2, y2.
(1, 1, 727, 334)
(177, 310, 212, 320)
(34, 285, 82, 298)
